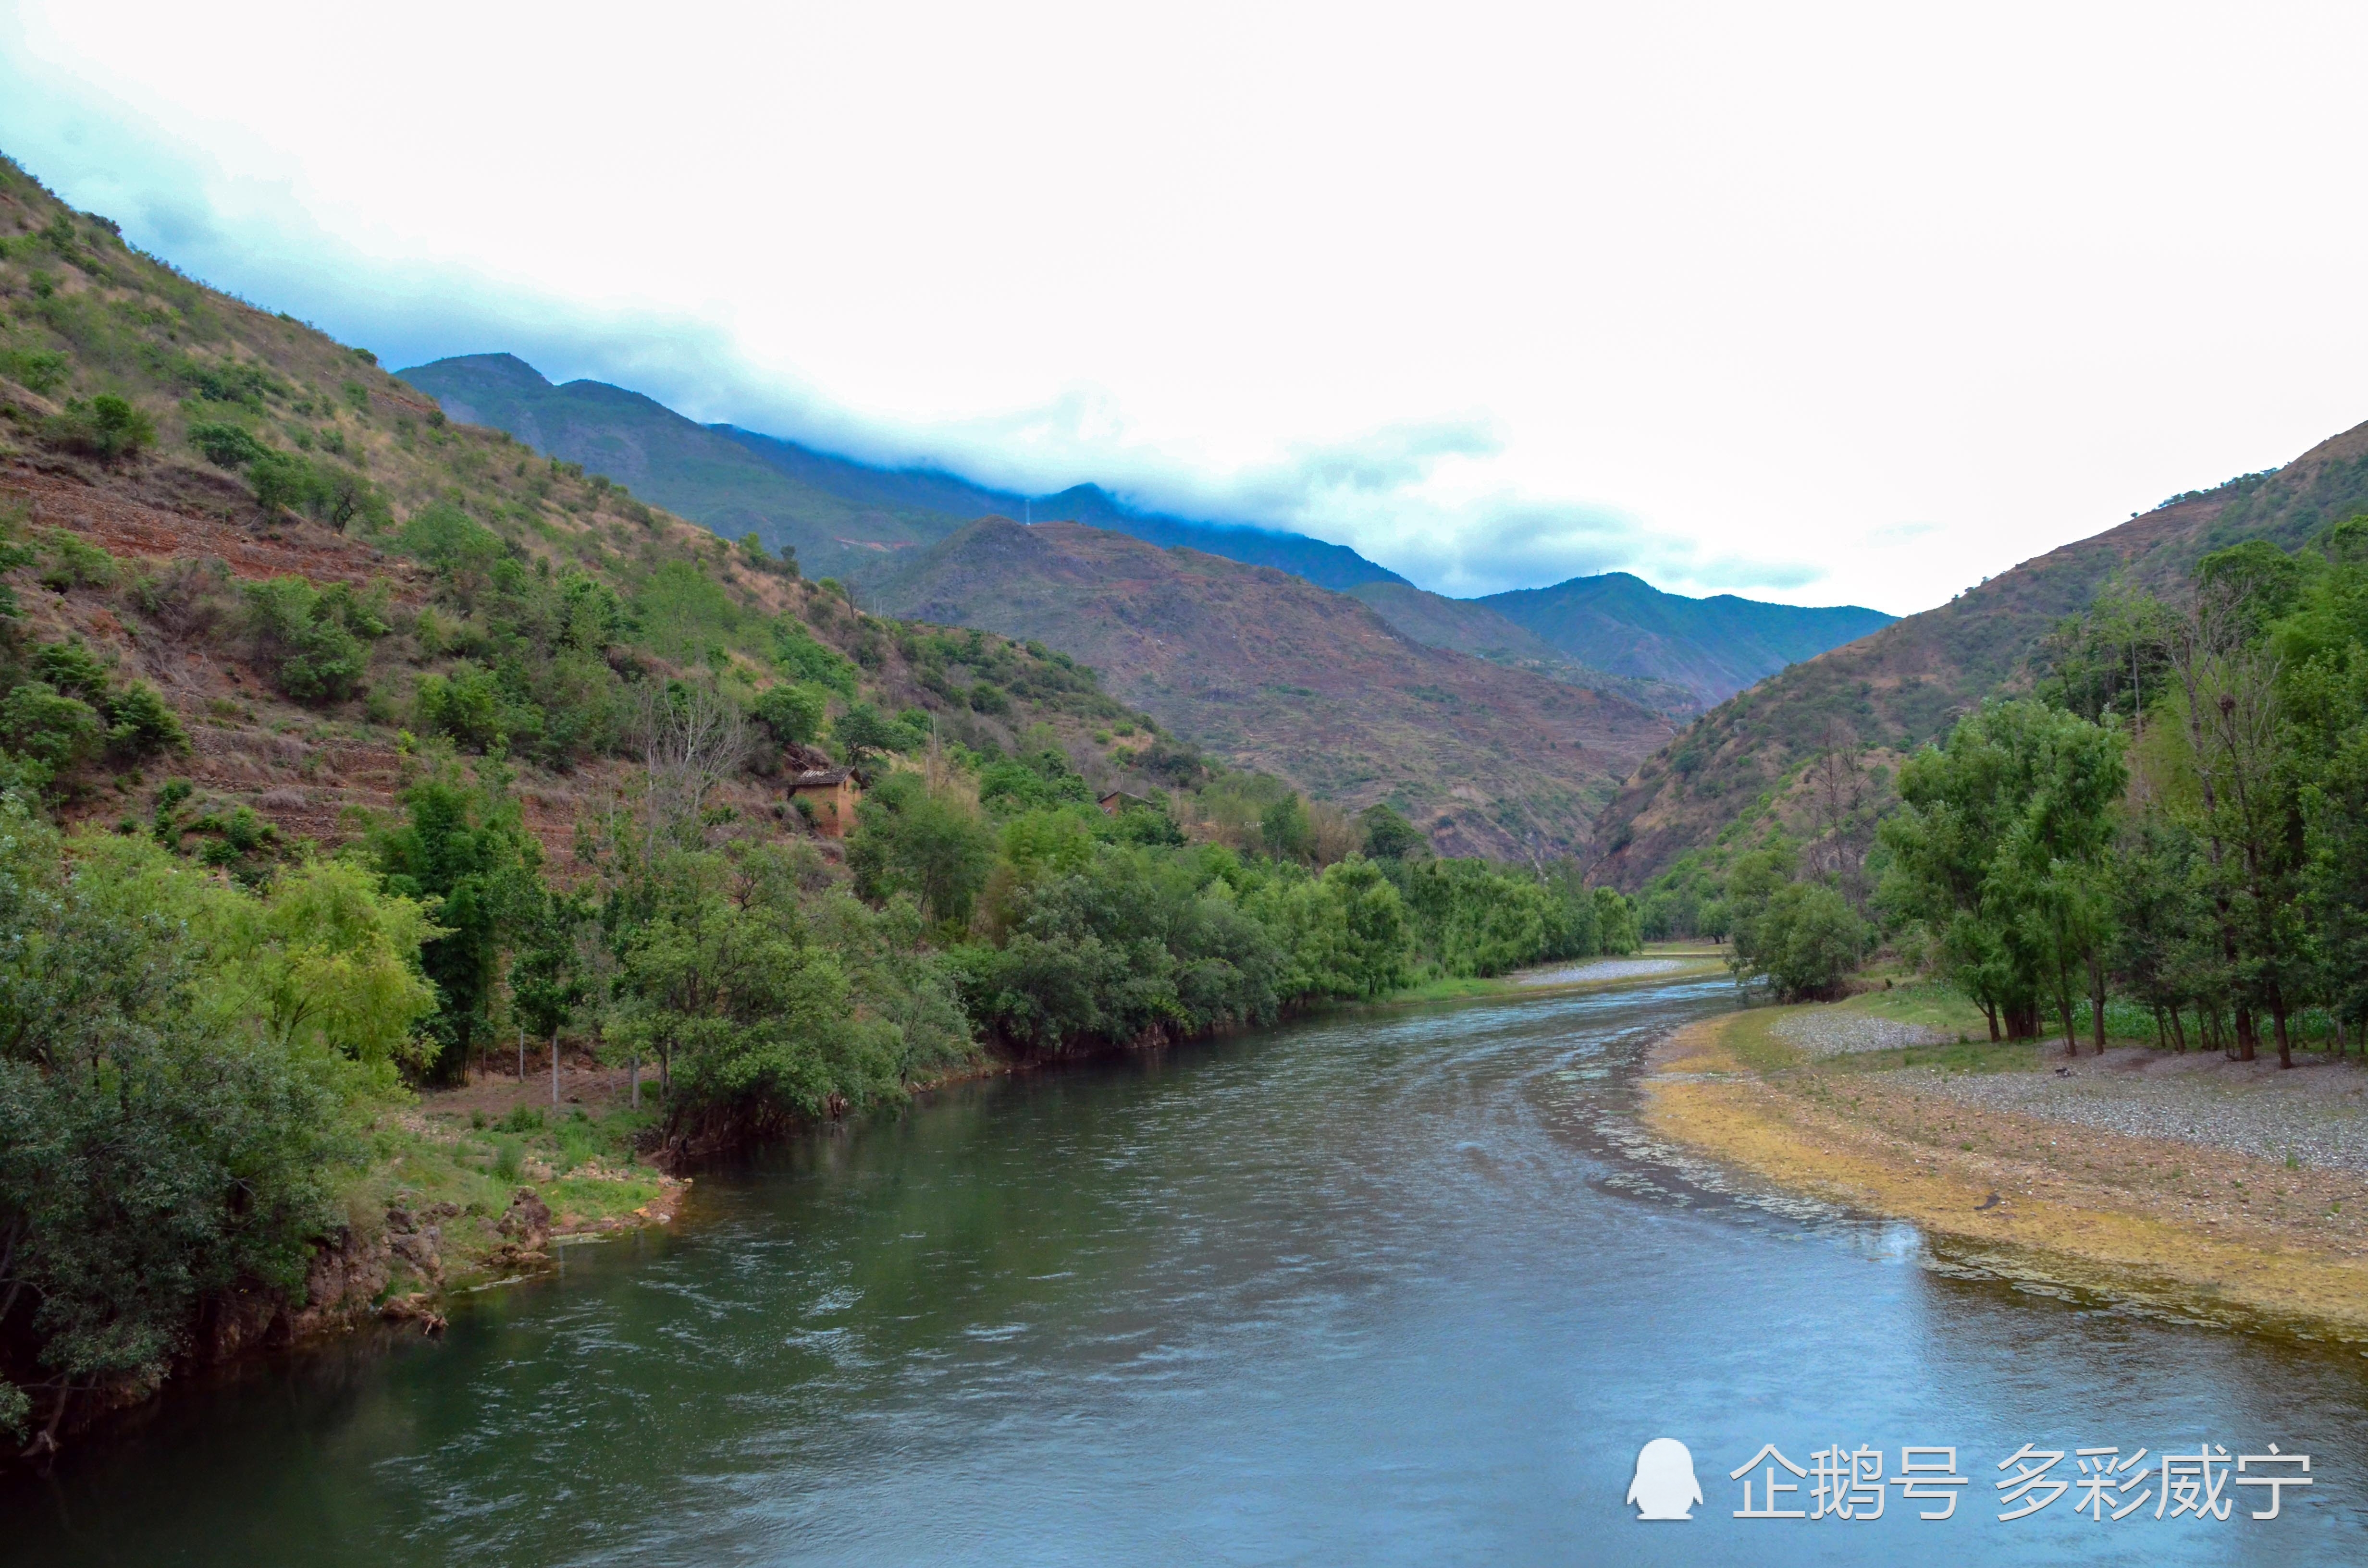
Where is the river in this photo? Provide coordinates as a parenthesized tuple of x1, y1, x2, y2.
(5, 977, 2365, 1565)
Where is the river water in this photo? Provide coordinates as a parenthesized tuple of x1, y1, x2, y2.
(7, 977, 2367, 1566)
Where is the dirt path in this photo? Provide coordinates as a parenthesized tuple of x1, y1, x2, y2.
(1643, 1003, 2368, 1337)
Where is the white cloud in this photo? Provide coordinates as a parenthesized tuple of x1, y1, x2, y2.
(7, 2, 2368, 614)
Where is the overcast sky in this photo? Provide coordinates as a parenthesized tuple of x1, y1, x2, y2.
(6, 3, 2367, 614)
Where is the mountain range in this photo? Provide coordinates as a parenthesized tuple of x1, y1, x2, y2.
(869, 517, 1676, 856)
(397, 354, 1894, 713)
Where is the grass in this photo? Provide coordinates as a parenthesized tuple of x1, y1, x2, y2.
(1834, 979, 1992, 1035)
(347, 1099, 669, 1294)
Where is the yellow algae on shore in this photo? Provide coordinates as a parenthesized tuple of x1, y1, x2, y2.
(1644, 1003, 2368, 1338)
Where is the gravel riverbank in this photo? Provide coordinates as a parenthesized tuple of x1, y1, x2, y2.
(1643, 1001, 2368, 1337)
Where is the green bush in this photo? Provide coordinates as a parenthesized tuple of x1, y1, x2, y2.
(396, 502, 506, 587)
(173, 356, 280, 406)
(978, 747, 1093, 813)
(44, 394, 154, 462)
(102, 682, 187, 762)
(773, 615, 857, 696)
(413, 664, 508, 751)
(187, 420, 267, 468)
(848, 773, 998, 927)
(1745, 882, 1865, 1001)
(0, 806, 382, 1413)
(0, 681, 102, 775)
(37, 530, 118, 592)
(246, 451, 385, 531)
(834, 700, 920, 764)
(955, 845, 1287, 1054)
(1358, 803, 1427, 859)
(240, 576, 385, 705)
(0, 346, 68, 394)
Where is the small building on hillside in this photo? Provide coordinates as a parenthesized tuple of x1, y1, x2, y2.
(788, 767, 862, 837)
(1098, 789, 1155, 817)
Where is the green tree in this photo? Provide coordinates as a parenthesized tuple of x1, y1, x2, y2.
(1357, 803, 1427, 860)
(0, 802, 374, 1447)
(1265, 858, 1411, 999)
(371, 764, 544, 1083)
(1742, 881, 1864, 1000)
(752, 682, 827, 750)
(847, 772, 996, 928)
(1260, 794, 1313, 860)
(833, 701, 914, 768)
(1880, 699, 2126, 1049)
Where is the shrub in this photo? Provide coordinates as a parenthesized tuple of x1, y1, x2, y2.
(774, 615, 857, 697)
(978, 748, 1094, 812)
(44, 394, 155, 462)
(834, 701, 919, 764)
(0, 809, 372, 1418)
(129, 556, 234, 639)
(187, 420, 266, 468)
(30, 638, 110, 699)
(0, 680, 102, 775)
(1358, 803, 1427, 859)
(967, 681, 1011, 715)
(37, 530, 118, 592)
(241, 577, 385, 705)
(847, 773, 997, 926)
(1739, 881, 1864, 1000)
(174, 357, 280, 406)
(0, 346, 68, 394)
(101, 682, 188, 762)
(414, 664, 507, 751)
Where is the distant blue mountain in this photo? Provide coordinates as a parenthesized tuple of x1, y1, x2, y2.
(397, 353, 1886, 706)
(714, 426, 1409, 593)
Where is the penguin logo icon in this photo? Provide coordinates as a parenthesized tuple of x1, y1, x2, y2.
(1626, 1438, 1703, 1520)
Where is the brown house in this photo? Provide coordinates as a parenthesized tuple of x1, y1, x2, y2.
(788, 767, 862, 837)
(1098, 789, 1154, 816)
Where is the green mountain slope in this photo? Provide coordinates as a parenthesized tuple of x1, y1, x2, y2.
(400, 354, 1416, 593)
(0, 157, 1159, 861)
(402, 356, 1891, 717)
(1346, 580, 1701, 715)
(871, 518, 1676, 858)
(1478, 572, 1895, 705)
(1589, 416, 2368, 889)
(395, 354, 971, 581)
(718, 426, 1413, 592)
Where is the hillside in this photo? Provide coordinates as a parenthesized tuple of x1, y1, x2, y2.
(399, 354, 1413, 592)
(1589, 417, 2368, 888)
(392, 353, 965, 583)
(0, 157, 1172, 866)
(401, 356, 1897, 718)
(1345, 580, 1701, 715)
(872, 518, 1676, 858)
(1478, 572, 1895, 706)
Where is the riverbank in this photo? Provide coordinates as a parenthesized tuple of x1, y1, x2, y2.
(1389, 942, 1729, 1004)
(1643, 984, 2368, 1337)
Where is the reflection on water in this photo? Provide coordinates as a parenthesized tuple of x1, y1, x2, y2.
(6, 979, 2365, 1566)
